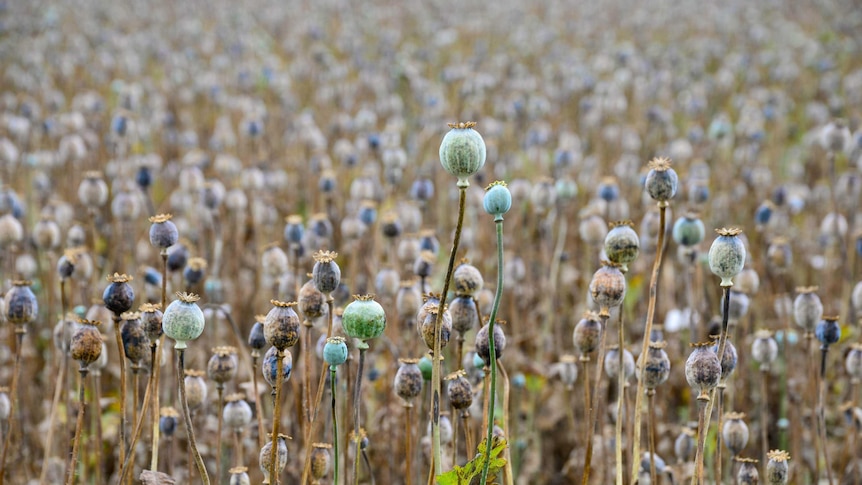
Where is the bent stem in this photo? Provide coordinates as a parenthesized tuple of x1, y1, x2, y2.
(630, 203, 667, 484)
(433, 185, 468, 480)
(582, 312, 610, 485)
(66, 367, 89, 485)
(178, 349, 210, 485)
(0, 328, 25, 485)
(353, 347, 367, 485)
(269, 349, 285, 485)
(480, 217, 505, 485)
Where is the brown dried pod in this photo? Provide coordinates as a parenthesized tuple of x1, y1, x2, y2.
(394, 358, 423, 403)
(70, 320, 103, 368)
(445, 370, 473, 410)
(299, 280, 326, 320)
(208, 346, 239, 385)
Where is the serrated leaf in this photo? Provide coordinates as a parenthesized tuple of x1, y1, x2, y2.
(437, 437, 508, 485)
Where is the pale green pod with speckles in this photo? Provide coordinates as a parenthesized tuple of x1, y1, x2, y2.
(708, 228, 746, 287)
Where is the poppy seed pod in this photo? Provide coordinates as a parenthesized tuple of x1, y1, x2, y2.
(736, 457, 759, 484)
(418, 355, 433, 381)
(229, 467, 250, 485)
(264, 300, 301, 350)
(483, 181, 512, 219)
(554, 355, 579, 390)
(148, 214, 179, 249)
(394, 358, 423, 402)
(323, 337, 348, 367)
(671, 212, 706, 247)
(453, 260, 484, 297)
(57, 248, 79, 279)
(643, 341, 671, 390)
(735, 269, 760, 296)
(140, 303, 163, 341)
(183, 369, 208, 411)
(70, 320, 103, 367)
(183, 258, 207, 286)
(449, 295, 479, 334)
(846, 344, 862, 381)
(419, 304, 452, 351)
(77, 171, 109, 208)
(766, 238, 792, 274)
(167, 243, 189, 272)
(162, 293, 205, 349)
(644, 157, 679, 204)
(121, 312, 149, 365)
(380, 212, 402, 240)
(375, 268, 400, 298)
(712, 336, 738, 381)
(439, 121, 486, 187)
(708, 228, 746, 287)
(686, 342, 721, 400)
(815, 316, 841, 347)
(675, 428, 696, 463)
(312, 250, 340, 294)
(751, 330, 778, 368)
(32, 217, 60, 250)
(263, 347, 293, 386)
(573, 312, 603, 356)
(208, 346, 238, 385)
(284, 215, 305, 245)
(396, 281, 422, 322)
(259, 435, 290, 484)
(604, 345, 635, 380)
(223, 393, 253, 431)
(793, 287, 823, 333)
(722, 412, 749, 456)
(156, 406, 179, 438)
(475, 319, 506, 363)
(589, 262, 626, 315)
(248, 317, 267, 353)
(0, 214, 22, 247)
(604, 221, 639, 272)
(766, 450, 790, 484)
(579, 213, 608, 246)
(342, 295, 386, 347)
(299, 280, 326, 320)
(445, 370, 473, 410)
(103, 273, 135, 316)
(5, 280, 38, 325)
(310, 443, 332, 481)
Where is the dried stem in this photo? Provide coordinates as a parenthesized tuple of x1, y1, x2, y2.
(582, 312, 610, 485)
(0, 328, 26, 485)
(648, 390, 658, 485)
(40, 336, 69, 484)
(405, 404, 413, 485)
(693, 395, 710, 485)
(66, 367, 89, 485)
(118, 364, 155, 484)
(616, 311, 625, 485)
(178, 349, 210, 485)
(112, 314, 128, 477)
(216, 385, 224, 482)
(818, 347, 834, 485)
(269, 349, 285, 484)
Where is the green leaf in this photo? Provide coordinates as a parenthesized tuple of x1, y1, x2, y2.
(437, 437, 508, 485)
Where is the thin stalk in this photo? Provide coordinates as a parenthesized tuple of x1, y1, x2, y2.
(40, 339, 69, 484)
(582, 312, 610, 485)
(0, 328, 26, 485)
(93, 370, 103, 484)
(431, 185, 467, 481)
(128, 368, 140, 485)
(616, 312, 625, 485)
(332, 368, 340, 485)
(806, 333, 821, 481)
(630, 204, 667, 484)
(151, 251, 168, 472)
(693, 396, 710, 485)
(269, 349, 285, 485)
(112, 314, 128, 477)
(452, 403, 460, 463)
(66, 367, 89, 485)
(759, 369, 769, 477)
(461, 411, 474, 460)
(234, 430, 242, 467)
(118, 366, 155, 485)
(352, 347, 367, 485)
(581, 356, 592, 455)
(253, 352, 265, 448)
(301, 297, 337, 484)
(480, 218, 505, 485)
(716, 386, 725, 485)
(405, 404, 413, 485)
(178, 349, 210, 485)
(648, 390, 658, 485)
(818, 347, 834, 485)
(497, 361, 514, 485)
(216, 386, 224, 483)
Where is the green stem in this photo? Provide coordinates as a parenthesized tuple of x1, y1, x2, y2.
(353, 347, 367, 485)
(179, 349, 210, 485)
(432, 186, 467, 481)
(480, 218, 505, 485)
(332, 367, 340, 485)
(631, 204, 667, 484)
(616, 312, 625, 485)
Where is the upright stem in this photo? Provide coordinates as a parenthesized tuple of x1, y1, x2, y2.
(332, 368, 340, 485)
(806, 334, 821, 481)
(581, 355, 592, 455)
(480, 218, 505, 485)
(40, 342, 69, 484)
(93, 371, 103, 484)
(582, 313, 610, 485)
(818, 347, 834, 485)
(253, 353, 265, 448)
(693, 396, 710, 485)
(0, 328, 25, 485)
(113, 314, 128, 477)
(301, 297, 336, 485)
(353, 347, 367, 485)
(405, 405, 413, 485)
(66, 367, 89, 485)
(715, 386, 724, 485)
(630, 204, 667, 484)
(217, 386, 225, 483)
(461, 411, 474, 461)
(269, 349, 285, 485)
(616, 312, 625, 485)
(118, 365, 155, 485)
(152, 251, 167, 471)
(178, 349, 210, 485)
(432, 185, 467, 481)
(759, 369, 769, 477)
(648, 390, 658, 485)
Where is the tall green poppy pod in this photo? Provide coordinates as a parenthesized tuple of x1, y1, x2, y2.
(162, 292, 205, 349)
(342, 295, 386, 349)
(439, 122, 486, 187)
(708, 228, 746, 287)
(483, 181, 512, 220)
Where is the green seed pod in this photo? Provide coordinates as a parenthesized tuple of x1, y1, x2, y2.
(162, 293, 205, 350)
(323, 337, 348, 367)
(483, 181, 512, 219)
(604, 221, 639, 272)
(439, 122, 486, 187)
(70, 320, 103, 368)
(264, 300, 301, 350)
(722, 412, 749, 456)
(672, 212, 705, 247)
(418, 355, 433, 381)
(342, 295, 386, 347)
(708, 228, 746, 287)
(765, 450, 790, 484)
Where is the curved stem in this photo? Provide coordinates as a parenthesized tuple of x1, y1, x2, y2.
(432, 185, 467, 481)
(582, 313, 610, 485)
(269, 349, 285, 485)
(332, 368, 340, 485)
(178, 349, 210, 485)
(66, 368, 89, 485)
(353, 348, 367, 485)
(630, 204, 667, 484)
(113, 314, 128, 477)
(648, 390, 657, 485)
(480, 218, 505, 485)
(0, 328, 25, 485)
